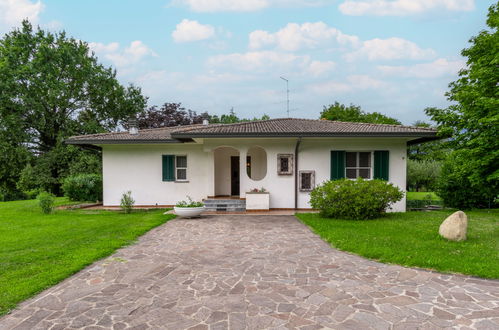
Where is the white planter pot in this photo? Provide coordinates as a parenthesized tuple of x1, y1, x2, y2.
(246, 192, 270, 210)
(174, 206, 205, 218)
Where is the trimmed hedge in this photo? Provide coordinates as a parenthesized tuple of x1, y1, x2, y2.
(310, 178, 404, 220)
(62, 174, 102, 202)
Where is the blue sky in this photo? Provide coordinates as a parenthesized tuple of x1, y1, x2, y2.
(0, 0, 495, 124)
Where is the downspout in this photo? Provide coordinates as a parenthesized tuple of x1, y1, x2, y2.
(294, 137, 302, 209)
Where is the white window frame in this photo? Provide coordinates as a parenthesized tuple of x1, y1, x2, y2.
(345, 151, 372, 180)
(175, 155, 188, 182)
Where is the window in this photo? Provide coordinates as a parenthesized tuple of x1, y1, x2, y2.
(345, 152, 371, 179)
(277, 154, 293, 175)
(176, 156, 187, 181)
(162, 155, 188, 182)
(299, 170, 315, 192)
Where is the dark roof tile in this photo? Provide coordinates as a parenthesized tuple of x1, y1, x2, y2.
(66, 118, 437, 145)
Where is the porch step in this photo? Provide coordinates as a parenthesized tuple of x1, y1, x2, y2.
(203, 199, 246, 212)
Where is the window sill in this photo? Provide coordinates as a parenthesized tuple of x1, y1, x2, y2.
(175, 180, 189, 183)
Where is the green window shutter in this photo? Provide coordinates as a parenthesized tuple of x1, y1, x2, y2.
(162, 155, 175, 181)
(374, 151, 389, 180)
(330, 151, 346, 180)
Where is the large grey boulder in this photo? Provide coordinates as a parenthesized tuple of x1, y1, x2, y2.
(439, 211, 468, 241)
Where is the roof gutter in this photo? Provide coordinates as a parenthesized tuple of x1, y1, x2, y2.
(171, 132, 437, 139)
(65, 139, 185, 145)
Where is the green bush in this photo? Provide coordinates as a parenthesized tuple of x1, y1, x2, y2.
(120, 191, 135, 214)
(310, 178, 404, 220)
(24, 189, 40, 200)
(436, 151, 497, 209)
(37, 191, 55, 214)
(62, 174, 102, 202)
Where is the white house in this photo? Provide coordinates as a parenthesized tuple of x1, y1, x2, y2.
(66, 118, 437, 212)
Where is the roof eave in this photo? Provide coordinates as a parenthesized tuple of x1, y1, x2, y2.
(65, 139, 184, 145)
(171, 132, 438, 139)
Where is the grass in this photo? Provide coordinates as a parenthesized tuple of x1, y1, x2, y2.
(406, 191, 441, 200)
(0, 198, 175, 316)
(296, 209, 499, 279)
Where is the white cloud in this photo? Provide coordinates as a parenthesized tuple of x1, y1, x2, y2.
(0, 0, 43, 32)
(207, 50, 334, 77)
(377, 58, 465, 78)
(172, 0, 327, 12)
(172, 19, 215, 43)
(345, 37, 435, 61)
(249, 22, 360, 51)
(308, 60, 336, 77)
(89, 41, 157, 67)
(339, 0, 475, 16)
(308, 75, 386, 94)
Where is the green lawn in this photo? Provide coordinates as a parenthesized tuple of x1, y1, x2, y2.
(296, 209, 499, 279)
(0, 198, 175, 316)
(406, 191, 441, 200)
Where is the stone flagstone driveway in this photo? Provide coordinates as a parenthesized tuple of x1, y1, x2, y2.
(1, 215, 498, 330)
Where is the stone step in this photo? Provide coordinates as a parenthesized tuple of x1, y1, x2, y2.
(204, 207, 246, 212)
(203, 199, 245, 204)
(203, 198, 246, 212)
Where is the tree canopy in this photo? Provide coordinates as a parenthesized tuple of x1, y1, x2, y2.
(0, 21, 146, 197)
(320, 102, 401, 125)
(426, 3, 498, 207)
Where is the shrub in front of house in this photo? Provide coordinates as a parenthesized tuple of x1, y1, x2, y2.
(37, 191, 55, 214)
(310, 178, 404, 220)
(62, 174, 102, 202)
(120, 191, 135, 214)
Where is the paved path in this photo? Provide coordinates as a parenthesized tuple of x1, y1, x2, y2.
(1, 215, 498, 330)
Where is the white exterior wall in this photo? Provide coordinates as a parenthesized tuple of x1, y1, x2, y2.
(102, 144, 213, 206)
(203, 139, 296, 209)
(101, 137, 407, 211)
(297, 138, 407, 212)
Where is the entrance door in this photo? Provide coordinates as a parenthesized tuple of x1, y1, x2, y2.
(230, 156, 240, 196)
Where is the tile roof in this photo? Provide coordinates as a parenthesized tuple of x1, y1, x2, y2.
(66, 118, 437, 145)
(172, 118, 437, 137)
(66, 124, 204, 144)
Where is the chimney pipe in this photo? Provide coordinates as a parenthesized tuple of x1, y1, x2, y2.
(128, 119, 138, 135)
(202, 119, 209, 126)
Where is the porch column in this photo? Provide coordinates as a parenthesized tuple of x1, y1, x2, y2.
(239, 147, 248, 197)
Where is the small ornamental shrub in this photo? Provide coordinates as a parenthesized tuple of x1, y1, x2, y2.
(120, 191, 135, 214)
(62, 174, 102, 202)
(310, 178, 404, 220)
(37, 191, 55, 214)
(175, 196, 204, 208)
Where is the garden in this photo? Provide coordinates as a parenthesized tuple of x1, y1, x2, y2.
(0, 198, 174, 316)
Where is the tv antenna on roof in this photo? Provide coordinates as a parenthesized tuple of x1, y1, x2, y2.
(280, 76, 290, 118)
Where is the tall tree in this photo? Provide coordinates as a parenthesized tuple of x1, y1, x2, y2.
(209, 108, 270, 124)
(135, 103, 209, 129)
(320, 102, 401, 125)
(407, 117, 449, 162)
(0, 21, 147, 195)
(426, 3, 498, 207)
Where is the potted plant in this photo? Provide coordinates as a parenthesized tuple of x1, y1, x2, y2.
(246, 187, 270, 210)
(174, 196, 205, 218)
